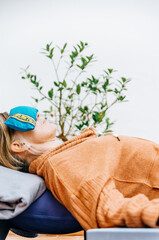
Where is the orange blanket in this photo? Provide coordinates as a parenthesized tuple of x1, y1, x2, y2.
(29, 127, 159, 229)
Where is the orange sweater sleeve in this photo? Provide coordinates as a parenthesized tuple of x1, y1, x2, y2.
(97, 177, 159, 228)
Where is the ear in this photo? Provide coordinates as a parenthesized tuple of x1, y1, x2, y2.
(11, 141, 26, 153)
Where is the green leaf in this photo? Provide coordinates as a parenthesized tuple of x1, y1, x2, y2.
(102, 79, 109, 91)
(75, 119, 89, 130)
(104, 70, 109, 75)
(117, 96, 126, 101)
(75, 123, 83, 130)
(84, 120, 89, 126)
(48, 47, 54, 59)
(79, 107, 85, 113)
(92, 75, 99, 84)
(86, 54, 94, 61)
(84, 105, 88, 111)
(61, 43, 67, 54)
(35, 82, 39, 87)
(117, 80, 123, 86)
(108, 68, 113, 74)
(54, 81, 59, 87)
(81, 57, 86, 64)
(100, 103, 106, 110)
(106, 118, 110, 124)
(83, 116, 86, 121)
(26, 65, 30, 70)
(114, 88, 119, 94)
(46, 44, 50, 51)
(92, 112, 99, 123)
(30, 75, 36, 84)
(63, 80, 67, 88)
(105, 118, 115, 131)
(80, 41, 84, 48)
(43, 110, 50, 113)
(71, 47, 78, 58)
(39, 97, 45, 101)
(47, 55, 53, 59)
(78, 41, 85, 52)
(99, 111, 105, 121)
(65, 106, 71, 115)
(76, 84, 81, 95)
(81, 81, 87, 87)
(121, 77, 126, 82)
(32, 97, 39, 103)
(21, 76, 25, 79)
(58, 87, 64, 91)
(68, 93, 74, 99)
(48, 88, 53, 99)
(92, 111, 105, 123)
(76, 64, 82, 69)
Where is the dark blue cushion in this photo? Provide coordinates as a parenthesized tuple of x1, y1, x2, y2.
(10, 190, 82, 234)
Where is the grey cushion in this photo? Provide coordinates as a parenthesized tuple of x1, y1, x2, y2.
(0, 166, 46, 219)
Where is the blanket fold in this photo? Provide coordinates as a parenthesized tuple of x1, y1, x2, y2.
(0, 166, 46, 219)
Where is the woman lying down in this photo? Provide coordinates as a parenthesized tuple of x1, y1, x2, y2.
(1, 105, 159, 230)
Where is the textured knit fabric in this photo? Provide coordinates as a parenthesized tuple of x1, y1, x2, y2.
(29, 127, 159, 230)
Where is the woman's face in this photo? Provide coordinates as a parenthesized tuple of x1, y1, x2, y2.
(14, 113, 57, 144)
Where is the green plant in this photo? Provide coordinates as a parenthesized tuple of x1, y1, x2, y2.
(21, 41, 131, 141)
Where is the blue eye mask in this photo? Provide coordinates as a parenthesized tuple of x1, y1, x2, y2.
(4, 106, 38, 132)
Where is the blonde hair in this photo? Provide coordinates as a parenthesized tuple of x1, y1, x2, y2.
(0, 112, 28, 172)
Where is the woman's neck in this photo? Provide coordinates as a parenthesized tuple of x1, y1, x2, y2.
(26, 139, 60, 165)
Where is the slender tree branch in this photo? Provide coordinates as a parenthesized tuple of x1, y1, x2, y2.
(36, 88, 58, 108)
(56, 55, 63, 71)
(51, 59, 60, 82)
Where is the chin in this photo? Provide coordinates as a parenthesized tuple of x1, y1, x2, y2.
(50, 123, 57, 137)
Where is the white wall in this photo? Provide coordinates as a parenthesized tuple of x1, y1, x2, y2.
(0, 0, 159, 141)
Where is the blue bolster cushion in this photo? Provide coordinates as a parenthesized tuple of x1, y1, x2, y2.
(10, 190, 83, 234)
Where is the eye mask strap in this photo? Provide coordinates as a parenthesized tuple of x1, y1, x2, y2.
(25, 143, 43, 156)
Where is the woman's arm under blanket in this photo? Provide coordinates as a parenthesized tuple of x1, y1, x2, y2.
(97, 177, 159, 228)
